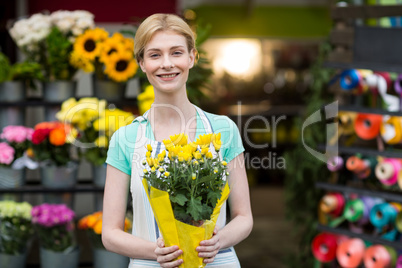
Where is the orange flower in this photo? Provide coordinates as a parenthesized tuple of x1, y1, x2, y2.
(124, 218, 132, 232)
(78, 216, 89, 229)
(35, 121, 60, 130)
(93, 220, 103, 234)
(49, 128, 66, 146)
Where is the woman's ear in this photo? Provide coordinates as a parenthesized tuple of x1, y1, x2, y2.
(189, 49, 196, 69)
(139, 59, 146, 73)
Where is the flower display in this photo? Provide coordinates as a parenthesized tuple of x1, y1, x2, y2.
(70, 28, 138, 82)
(9, 10, 95, 81)
(31, 121, 78, 166)
(56, 97, 134, 166)
(0, 125, 34, 167)
(0, 200, 34, 255)
(142, 133, 230, 267)
(137, 84, 155, 115)
(78, 211, 132, 249)
(31, 203, 76, 252)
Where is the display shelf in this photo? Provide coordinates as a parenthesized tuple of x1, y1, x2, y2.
(331, 4, 402, 19)
(338, 105, 402, 116)
(323, 61, 402, 74)
(320, 144, 402, 159)
(317, 224, 402, 250)
(315, 181, 402, 203)
(0, 181, 104, 194)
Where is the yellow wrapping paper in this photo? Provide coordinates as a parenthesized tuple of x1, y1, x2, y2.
(142, 179, 230, 268)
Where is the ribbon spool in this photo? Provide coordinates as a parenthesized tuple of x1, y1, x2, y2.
(366, 73, 400, 112)
(319, 192, 345, 218)
(340, 69, 361, 91)
(375, 158, 402, 186)
(397, 255, 402, 268)
(380, 116, 402, 144)
(354, 113, 383, 140)
(346, 156, 376, 179)
(330, 112, 357, 145)
(396, 211, 402, 233)
(327, 156, 344, 172)
(336, 238, 365, 268)
(364, 245, 397, 268)
(394, 74, 402, 96)
(398, 171, 402, 190)
(311, 233, 339, 262)
(370, 203, 398, 229)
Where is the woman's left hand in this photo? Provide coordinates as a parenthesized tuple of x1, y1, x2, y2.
(196, 228, 221, 264)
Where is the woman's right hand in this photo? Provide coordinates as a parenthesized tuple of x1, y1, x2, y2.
(155, 237, 183, 268)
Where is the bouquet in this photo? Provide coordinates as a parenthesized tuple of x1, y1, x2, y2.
(0, 125, 35, 168)
(31, 121, 78, 166)
(9, 10, 95, 81)
(78, 211, 132, 249)
(0, 200, 34, 255)
(142, 133, 230, 267)
(56, 97, 134, 166)
(70, 27, 138, 82)
(31, 203, 76, 252)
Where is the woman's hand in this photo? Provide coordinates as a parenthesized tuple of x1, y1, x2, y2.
(196, 228, 221, 264)
(155, 237, 183, 268)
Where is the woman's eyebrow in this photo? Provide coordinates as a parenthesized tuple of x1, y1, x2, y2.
(146, 45, 185, 52)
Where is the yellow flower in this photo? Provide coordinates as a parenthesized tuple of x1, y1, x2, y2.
(214, 168, 218, 174)
(169, 133, 188, 146)
(143, 169, 148, 174)
(163, 139, 174, 150)
(137, 85, 155, 115)
(157, 151, 166, 162)
(164, 171, 170, 177)
(151, 166, 156, 173)
(206, 152, 213, 159)
(201, 147, 209, 155)
(193, 160, 199, 165)
(192, 173, 196, 180)
(146, 157, 154, 167)
(104, 51, 138, 82)
(69, 50, 94, 72)
(193, 151, 202, 160)
(221, 161, 227, 166)
(212, 133, 222, 152)
(146, 151, 151, 157)
(73, 28, 108, 60)
(168, 146, 181, 159)
(99, 34, 126, 63)
(94, 136, 109, 148)
(158, 167, 164, 172)
(195, 133, 212, 149)
(94, 108, 134, 134)
(146, 144, 152, 152)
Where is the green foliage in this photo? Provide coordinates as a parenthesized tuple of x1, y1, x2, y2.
(0, 217, 34, 255)
(83, 147, 108, 166)
(32, 140, 71, 167)
(36, 224, 75, 252)
(45, 27, 76, 80)
(283, 40, 336, 267)
(0, 51, 11, 82)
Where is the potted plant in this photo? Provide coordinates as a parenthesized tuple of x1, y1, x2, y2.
(69, 28, 139, 100)
(0, 125, 35, 190)
(0, 200, 34, 268)
(8, 10, 95, 102)
(78, 211, 131, 268)
(31, 203, 79, 268)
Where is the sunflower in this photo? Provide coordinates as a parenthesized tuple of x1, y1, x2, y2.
(99, 37, 126, 64)
(104, 51, 138, 82)
(70, 50, 94, 72)
(73, 28, 108, 60)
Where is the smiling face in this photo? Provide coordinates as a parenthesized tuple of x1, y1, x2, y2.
(139, 30, 195, 96)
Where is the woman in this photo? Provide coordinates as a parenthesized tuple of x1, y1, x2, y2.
(102, 13, 253, 268)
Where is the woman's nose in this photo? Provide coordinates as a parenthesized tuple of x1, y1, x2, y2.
(160, 56, 174, 69)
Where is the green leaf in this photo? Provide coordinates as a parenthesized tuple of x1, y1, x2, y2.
(170, 193, 188, 206)
(187, 196, 204, 221)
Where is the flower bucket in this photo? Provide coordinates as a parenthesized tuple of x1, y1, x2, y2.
(92, 164, 107, 211)
(0, 251, 27, 268)
(0, 167, 25, 189)
(93, 77, 126, 101)
(40, 162, 78, 206)
(93, 248, 129, 268)
(0, 107, 25, 131)
(39, 247, 80, 268)
(42, 81, 77, 121)
(0, 81, 25, 102)
(42, 81, 77, 102)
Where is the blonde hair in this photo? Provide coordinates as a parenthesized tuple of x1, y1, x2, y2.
(134, 13, 197, 62)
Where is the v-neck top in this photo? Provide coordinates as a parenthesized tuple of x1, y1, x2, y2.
(106, 107, 244, 176)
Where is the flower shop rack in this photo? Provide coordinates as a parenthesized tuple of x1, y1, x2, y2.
(0, 182, 104, 194)
(316, 223, 402, 250)
(0, 97, 138, 107)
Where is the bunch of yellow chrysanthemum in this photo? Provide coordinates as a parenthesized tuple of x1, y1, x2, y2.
(56, 97, 134, 165)
(70, 27, 138, 82)
(142, 133, 227, 225)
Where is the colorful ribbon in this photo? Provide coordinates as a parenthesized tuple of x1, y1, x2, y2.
(340, 69, 361, 90)
(397, 255, 402, 268)
(366, 73, 400, 112)
(336, 238, 365, 268)
(364, 245, 396, 268)
(319, 192, 345, 218)
(346, 156, 376, 179)
(396, 211, 402, 233)
(380, 116, 402, 145)
(375, 158, 402, 186)
(327, 156, 344, 172)
(369, 203, 398, 229)
(354, 113, 383, 140)
(311, 233, 339, 262)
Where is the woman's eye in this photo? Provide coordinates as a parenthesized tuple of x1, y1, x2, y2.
(173, 51, 183, 56)
(149, 53, 159, 58)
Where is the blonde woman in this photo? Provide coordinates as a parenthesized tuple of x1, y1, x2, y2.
(102, 13, 253, 268)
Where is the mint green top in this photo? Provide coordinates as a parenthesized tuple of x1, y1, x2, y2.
(106, 108, 244, 175)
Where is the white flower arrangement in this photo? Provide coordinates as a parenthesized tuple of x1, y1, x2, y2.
(50, 10, 95, 42)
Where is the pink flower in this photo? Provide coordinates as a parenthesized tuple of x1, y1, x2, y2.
(0, 142, 15, 165)
(0, 125, 35, 143)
